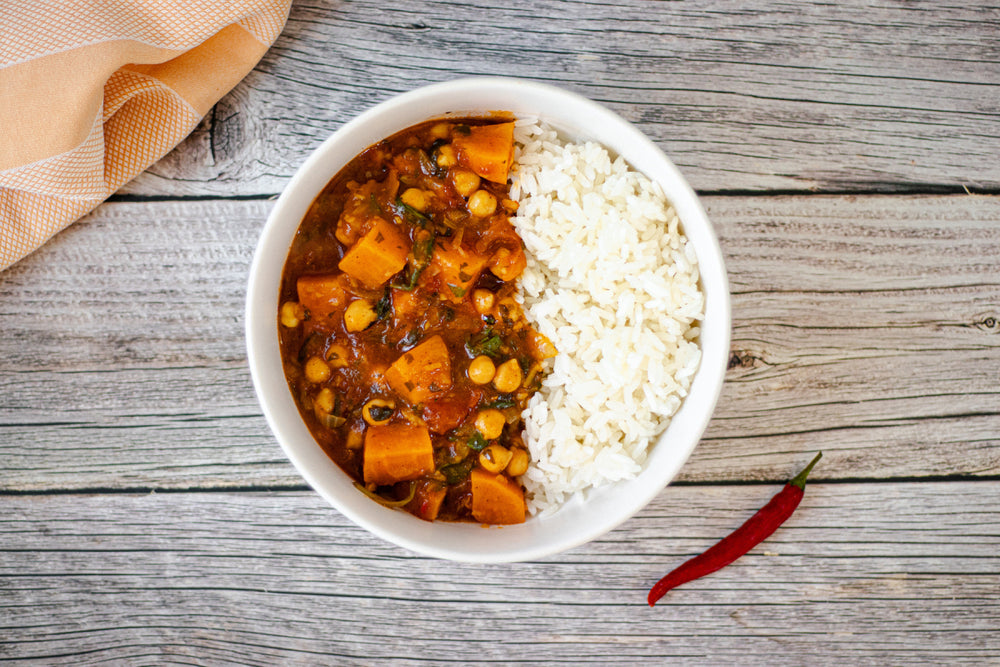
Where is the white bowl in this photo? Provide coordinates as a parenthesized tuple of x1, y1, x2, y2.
(246, 77, 730, 563)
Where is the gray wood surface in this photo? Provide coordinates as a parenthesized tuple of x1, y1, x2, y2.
(3, 482, 999, 665)
(2, 195, 997, 492)
(3, 0, 1000, 663)
(121, 0, 1000, 197)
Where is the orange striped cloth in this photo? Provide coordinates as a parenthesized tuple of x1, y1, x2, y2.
(0, 0, 292, 269)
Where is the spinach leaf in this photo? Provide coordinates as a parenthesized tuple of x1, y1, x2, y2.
(486, 396, 517, 410)
(466, 431, 488, 451)
(466, 333, 502, 358)
(391, 198, 430, 226)
(374, 288, 392, 321)
(440, 459, 474, 485)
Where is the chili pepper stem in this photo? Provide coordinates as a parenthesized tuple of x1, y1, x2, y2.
(789, 451, 823, 489)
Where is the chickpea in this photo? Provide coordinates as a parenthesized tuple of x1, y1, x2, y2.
(315, 387, 335, 414)
(505, 448, 529, 477)
(479, 444, 513, 474)
(468, 189, 497, 218)
(400, 187, 431, 212)
(493, 358, 522, 393)
(280, 301, 304, 328)
(467, 355, 496, 385)
(488, 246, 527, 281)
(430, 122, 451, 139)
(344, 299, 377, 332)
(362, 398, 395, 425)
(436, 144, 457, 167)
(472, 289, 495, 315)
(474, 408, 506, 440)
(325, 343, 350, 368)
(451, 169, 481, 198)
(345, 428, 364, 450)
(304, 356, 331, 384)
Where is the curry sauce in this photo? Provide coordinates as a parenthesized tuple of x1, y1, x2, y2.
(278, 117, 556, 524)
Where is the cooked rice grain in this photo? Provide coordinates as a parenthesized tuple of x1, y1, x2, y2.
(510, 119, 704, 516)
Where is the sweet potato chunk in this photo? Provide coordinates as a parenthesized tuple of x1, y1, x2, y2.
(338, 217, 410, 288)
(335, 172, 399, 246)
(363, 422, 434, 485)
(296, 273, 351, 321)
(526, 330, 559, 360)
(428, 242, 489, 302)
(453, 122, 515, 184)
(391, 287, 423, 326)
(384, 334, 452, 404)
(470, 468, 526, 524)
(407, 480, 448, 522)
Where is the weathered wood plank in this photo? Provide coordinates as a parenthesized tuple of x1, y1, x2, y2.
(700, 193, 1000, 480)
(1, 195, 997, 491)
(120, 0, 1000, 196)
(1, 482, 998, 664)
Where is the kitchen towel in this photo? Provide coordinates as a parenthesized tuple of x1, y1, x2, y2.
(0, 0, 292, 269)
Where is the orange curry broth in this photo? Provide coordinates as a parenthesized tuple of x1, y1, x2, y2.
(278, 117, 556, 524)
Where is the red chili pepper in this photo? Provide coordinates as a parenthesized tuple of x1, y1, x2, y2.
(647, 451, 822, 606)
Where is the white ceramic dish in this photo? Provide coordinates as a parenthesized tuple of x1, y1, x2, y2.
(246, 77, 730, 563)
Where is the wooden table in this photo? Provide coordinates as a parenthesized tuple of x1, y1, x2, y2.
(3, 1, 999, 663)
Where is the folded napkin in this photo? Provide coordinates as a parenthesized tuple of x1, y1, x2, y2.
(0, 0, 292, 270)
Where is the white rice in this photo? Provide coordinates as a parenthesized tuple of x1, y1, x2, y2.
(509, 119, 705, 517)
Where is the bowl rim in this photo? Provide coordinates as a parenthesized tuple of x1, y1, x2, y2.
(246, 76, 731, 562)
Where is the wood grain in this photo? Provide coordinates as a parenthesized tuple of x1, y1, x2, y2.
(5, 3, 999, 661)
(1, 195, 997, 491)
(699, 193, 1000, 480)
(2, 482, 998, 664)
(118, 0, 1000, 197)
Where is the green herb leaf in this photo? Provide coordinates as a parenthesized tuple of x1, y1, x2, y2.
(415, 235, 436, 262)
(486, 396, 517, 410)
(392, 198, 430, 226)
(374, 288, 392, 321)
(440, 459, 474, 485)
(466, 333, 502, 358)
(391, 233, 435, 292)
(392, 264, 425, 291)
(467, 431, 488, 451)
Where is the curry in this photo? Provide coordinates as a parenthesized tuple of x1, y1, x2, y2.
(278, 117, 556, 524)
